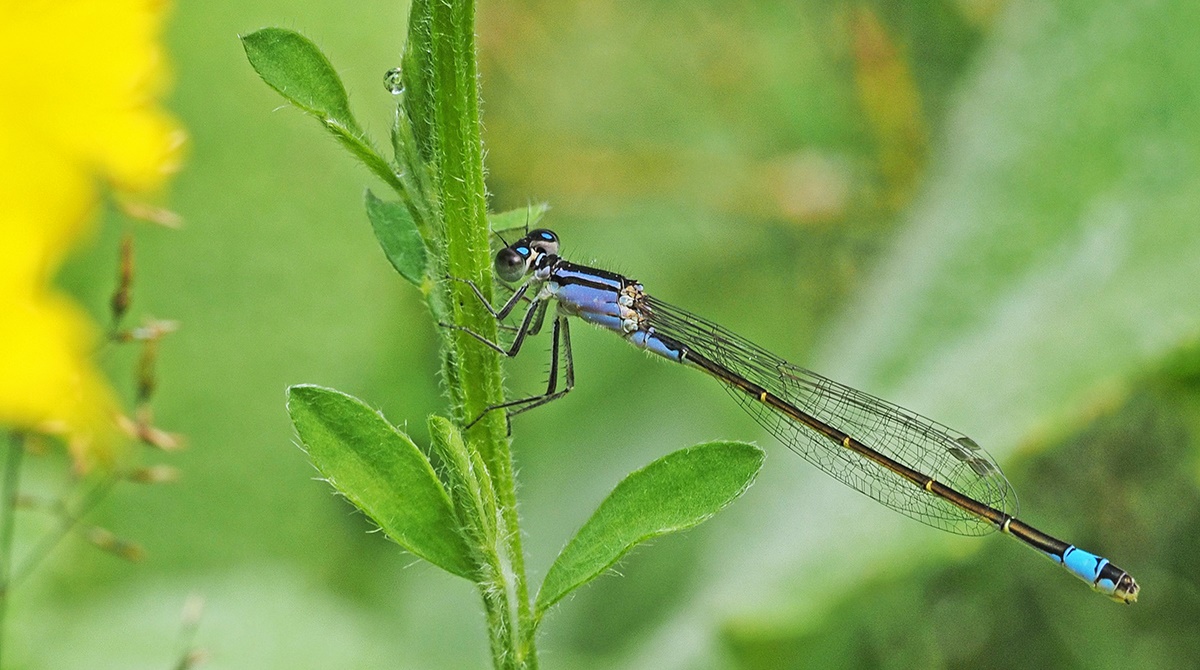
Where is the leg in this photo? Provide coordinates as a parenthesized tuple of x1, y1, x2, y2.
(441, 295, 544, 358)
(465, 317, 576, 428)
(449, 276, 531, 321)
(487, 301, 545, 336)
(506, 317, 575, 418)
(493, 286, 538, 333)
(526, 299, 550, 337)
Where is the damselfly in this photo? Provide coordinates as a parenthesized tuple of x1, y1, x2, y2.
(450, 228, 1139, 604)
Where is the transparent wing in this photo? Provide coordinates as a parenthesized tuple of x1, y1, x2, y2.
(645, 296, 1018, 536)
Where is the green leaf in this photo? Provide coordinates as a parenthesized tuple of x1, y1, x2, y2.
(427, 415, 496, 542)
(489, 203, 550, 236)
(241, 28, 405, 197)
(535, 441, 764, 617)
(240, 27, 360, 134)
(286, 385, 474, 579)
(364, 190, 427, 286)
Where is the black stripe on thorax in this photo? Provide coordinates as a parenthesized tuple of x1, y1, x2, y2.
(551, 259, 634, 291)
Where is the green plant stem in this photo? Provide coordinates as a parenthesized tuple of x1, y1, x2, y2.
(7, 474, 118, 590)
(0, 433, 25, 668)
(425, 1, 535, 667)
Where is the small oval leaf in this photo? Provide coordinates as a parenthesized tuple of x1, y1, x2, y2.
(365, 190, 428, 286)
(287, 385, 474, 579)
(241, 28, 405, 202)
(535, 441, 764, 617)
(241, 28, 360, 134)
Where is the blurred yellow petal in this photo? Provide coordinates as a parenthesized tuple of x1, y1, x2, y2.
(0, 0, 185, 193)
(0, 0, 185, 467)
(0, 292, 117, 466)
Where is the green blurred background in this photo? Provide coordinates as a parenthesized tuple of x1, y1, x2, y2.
(23, 0, 1200, 667)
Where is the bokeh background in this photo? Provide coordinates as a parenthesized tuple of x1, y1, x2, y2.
(22, 0, 1200, 667)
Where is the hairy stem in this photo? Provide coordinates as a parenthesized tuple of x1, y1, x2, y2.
(424, 1, 535, 667)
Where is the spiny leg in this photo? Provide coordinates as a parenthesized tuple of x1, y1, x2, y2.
(447, 275, 532, 321)
(441, 294, 545, 358)
(441, 278, 568, 427)
(526, 298, 550, 337)
(493, 290, 540, 334)
(466, 316, 575, 428)
(505, 317, 574, 418)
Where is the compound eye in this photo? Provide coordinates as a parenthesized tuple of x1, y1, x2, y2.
(527, 229, 559, 256)
(495, 246, 530, 282)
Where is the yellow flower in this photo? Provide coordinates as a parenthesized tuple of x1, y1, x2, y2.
(0, 0, 185, 467)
